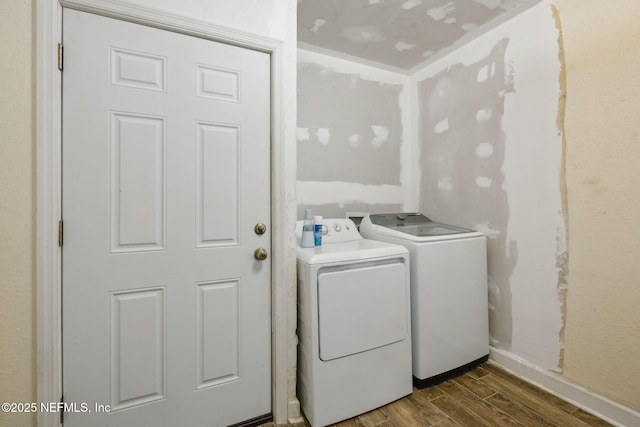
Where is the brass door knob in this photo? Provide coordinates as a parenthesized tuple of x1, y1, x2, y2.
(254, 223, 267, 235)
(254, 247, 268, 261)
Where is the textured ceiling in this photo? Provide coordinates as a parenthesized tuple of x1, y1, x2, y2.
(298, 0, 540, 72)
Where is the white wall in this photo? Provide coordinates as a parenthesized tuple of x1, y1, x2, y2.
(411, 0, 565, 371)
(126, 0, 293, 40)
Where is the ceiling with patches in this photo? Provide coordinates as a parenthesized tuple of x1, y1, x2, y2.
(298, 0, 541, 72)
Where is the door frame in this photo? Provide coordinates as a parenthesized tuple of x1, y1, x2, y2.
(36, 1, 292, 426)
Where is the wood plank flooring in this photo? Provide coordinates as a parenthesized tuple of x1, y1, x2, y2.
(275, 363, 613, 427)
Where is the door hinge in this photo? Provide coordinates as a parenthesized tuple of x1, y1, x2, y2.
(58, 220, 63, 247)
(57, 43, 63, 71)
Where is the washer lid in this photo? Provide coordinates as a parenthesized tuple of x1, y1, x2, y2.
(363, 212, 483, 241)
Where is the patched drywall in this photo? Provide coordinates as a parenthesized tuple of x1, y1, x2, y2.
(413, 0, 565, 371)
(297, 0, 541, 71)
(558, 0, 640, 411)
(551, 4, 568, 369)
(298, 5, 567, 373)
(297, 49, 411, 218)
(500, 2, 565, 371)
(417, 38, 515, 351)
(297, 63, 403, 184)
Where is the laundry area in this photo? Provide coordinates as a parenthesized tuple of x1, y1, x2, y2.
(293, 0, 633, 425)
(4, 1, 640, 427)
(295, 211, 489, 425)
(293, 0, 566, 424)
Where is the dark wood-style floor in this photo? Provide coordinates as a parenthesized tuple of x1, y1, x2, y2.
(271, 363, 613, 427)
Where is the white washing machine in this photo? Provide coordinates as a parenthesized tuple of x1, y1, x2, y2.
(296, 218, 412, 427)
(359, 212, 489, 388)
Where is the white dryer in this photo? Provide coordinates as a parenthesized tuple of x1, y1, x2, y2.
(296, 218, 412, 427)
(359, 213, 489, 388)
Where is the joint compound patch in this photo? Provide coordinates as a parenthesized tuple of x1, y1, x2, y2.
(477, 65, 490, 82)
(342, 26, 386, 44)
(475, 0, 501, 10)
(434, 117, 449, 134)
(427, 2, 454, 21)
(476, 176, 493, 188)
(310, 19, 326, 34)
(401, 0, 422, 10)
(438, 178, 453, 191)
(476, 142, 494, 158)
(473, 221, 500, 239)
(296, 127, 310, 142)
(476, 108, 493, 121)
(349, 134, 361, 148)
(316, 128, 331, 145)
(371, 125, 389, 147)
(394, 41, 417, 52)
(462, 23, 478, 32)
(400, 0, 422, 10)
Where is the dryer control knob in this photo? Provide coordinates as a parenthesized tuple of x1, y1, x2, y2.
(334, 224, 342, 232)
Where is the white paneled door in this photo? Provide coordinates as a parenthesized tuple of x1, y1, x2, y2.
(62, 9, 271, 427)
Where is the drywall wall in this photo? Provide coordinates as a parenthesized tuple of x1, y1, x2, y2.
(558, 0, 640, 411)
(416, 38, 516, 352)
(412, 0, 566, 371)
(298, 64, 403, 185)
(0, 2, 35, 427)
(297, 48, 411, 219)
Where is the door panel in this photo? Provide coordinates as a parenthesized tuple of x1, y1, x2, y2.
(196, 122, 239, 246)
(110, 287, 166, 410)
(195, 280, 240, 388)
(111, 112, 166, 252)
(62, 9, 271, 427)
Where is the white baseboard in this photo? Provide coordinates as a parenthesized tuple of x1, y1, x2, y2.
(287, 398, 304, 425)
(489, 347, 640, 427)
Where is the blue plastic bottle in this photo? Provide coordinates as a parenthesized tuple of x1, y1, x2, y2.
(313, 216, 322, 246)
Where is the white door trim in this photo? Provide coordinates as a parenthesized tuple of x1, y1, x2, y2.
(36, 1, 291, 426)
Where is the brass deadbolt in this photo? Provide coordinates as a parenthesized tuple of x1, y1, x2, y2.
(254, 223, 267, 235)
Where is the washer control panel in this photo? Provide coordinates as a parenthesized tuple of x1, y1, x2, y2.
(296, 218, 361, 244)
(322, 219, 361, 244)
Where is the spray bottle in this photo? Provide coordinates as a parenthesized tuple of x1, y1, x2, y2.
(300, 209, 315, 248)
